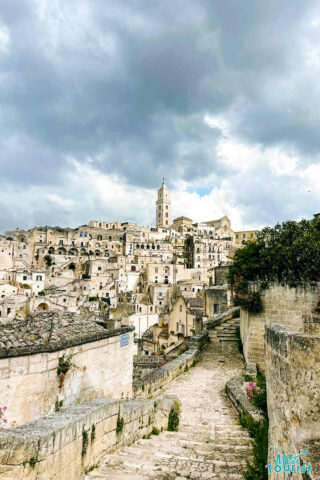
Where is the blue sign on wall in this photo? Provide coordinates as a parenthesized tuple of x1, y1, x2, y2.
(120, 334, 129, 347)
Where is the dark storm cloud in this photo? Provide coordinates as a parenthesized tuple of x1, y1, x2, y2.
(0, 0, 319, 228)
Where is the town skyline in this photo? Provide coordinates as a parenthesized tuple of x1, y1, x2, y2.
(0, 1, 319, 232)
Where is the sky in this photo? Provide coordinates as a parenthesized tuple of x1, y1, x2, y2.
(0, 0, 320, 232)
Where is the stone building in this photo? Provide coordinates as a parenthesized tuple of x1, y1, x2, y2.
(0, 311, 134, 425)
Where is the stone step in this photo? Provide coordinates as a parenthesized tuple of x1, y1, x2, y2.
(84, 342, 252, 480)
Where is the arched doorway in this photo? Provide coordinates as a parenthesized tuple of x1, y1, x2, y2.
(37, 302, 49, 312)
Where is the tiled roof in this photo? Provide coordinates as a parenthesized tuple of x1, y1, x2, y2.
(0, 311, 133, 358)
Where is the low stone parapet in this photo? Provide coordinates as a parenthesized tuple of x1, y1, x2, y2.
(204, 306, 240, 330)
(134, 347, 198, 397)
(0, 395, 176, 480)
(225, 376, 263, 423)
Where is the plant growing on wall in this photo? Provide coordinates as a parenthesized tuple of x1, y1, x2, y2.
(81, 429, 89, 457)
(57, 354, 78, 390)
(167, 400, 181, 432)
(0, 406, 16, 427)
(116, 411, 124, 434)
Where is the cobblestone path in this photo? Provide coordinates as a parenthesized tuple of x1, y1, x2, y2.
(84, 341, 252, 480)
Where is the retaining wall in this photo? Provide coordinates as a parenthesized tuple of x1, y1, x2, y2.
(266, 324, 320, 478)
(240, 283, 319, 371)
(0, 395, 176, 480)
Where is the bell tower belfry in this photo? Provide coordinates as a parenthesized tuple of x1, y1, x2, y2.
(156, 178, 171, 228)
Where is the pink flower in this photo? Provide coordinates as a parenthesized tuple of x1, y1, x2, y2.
(3, 407, 7, 411)
(3, 419, 7, 423)
(59, 372, 65, 378)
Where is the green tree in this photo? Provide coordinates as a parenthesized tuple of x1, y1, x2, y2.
(228, 217, 320, 312)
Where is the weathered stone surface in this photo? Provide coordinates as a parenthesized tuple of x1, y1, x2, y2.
(241, 283, 319, 372)
(266, 323, 320, 479)
(0, 396, 175, 480)
(84, 342, 253, 480)
(226, 376, 263, 423)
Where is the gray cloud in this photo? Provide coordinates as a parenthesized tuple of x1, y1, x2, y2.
(0, 0, 319, 229)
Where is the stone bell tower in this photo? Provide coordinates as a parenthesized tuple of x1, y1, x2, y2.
(156, 178, 171, 228)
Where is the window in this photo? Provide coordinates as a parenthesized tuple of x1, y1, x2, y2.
(98, 266, 102, 271)
(181, 324, 185, 335)
(179, 305, 182, 312)
(236, 234, 239, 239)
(165, 213, 168, 217)
(7, 308, 11, 314)
(155, 267, 158, 273)
(109, 236, 112, 241)
(23, 275, 27, 281)
(214, 304, 219, 314)
(36, 275, 42, 281)
(63, 298, 66, 302)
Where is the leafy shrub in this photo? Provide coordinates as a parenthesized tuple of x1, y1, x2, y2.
(116, 413, 124, 434)
(168, 400, 181, 432)
(44, 255, 52, 267)
(151, 427, 160, 435)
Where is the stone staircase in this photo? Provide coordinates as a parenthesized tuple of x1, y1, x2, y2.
(207, 317, 240, 344)
(84, 343, 252, 480)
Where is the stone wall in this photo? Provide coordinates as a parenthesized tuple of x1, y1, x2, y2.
(0, 395, 176, 480)
(240, 283, 319, 371)
(0, 331, 134, 426)
(266, 324, 320, 478)
(226, 376, 263, 424)
(204, 306, 239, 330)
(134, 347, 198, 397)
(204, 286, 229, 318)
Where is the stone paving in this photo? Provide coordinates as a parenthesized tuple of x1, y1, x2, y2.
(84, 335, 252, 479)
